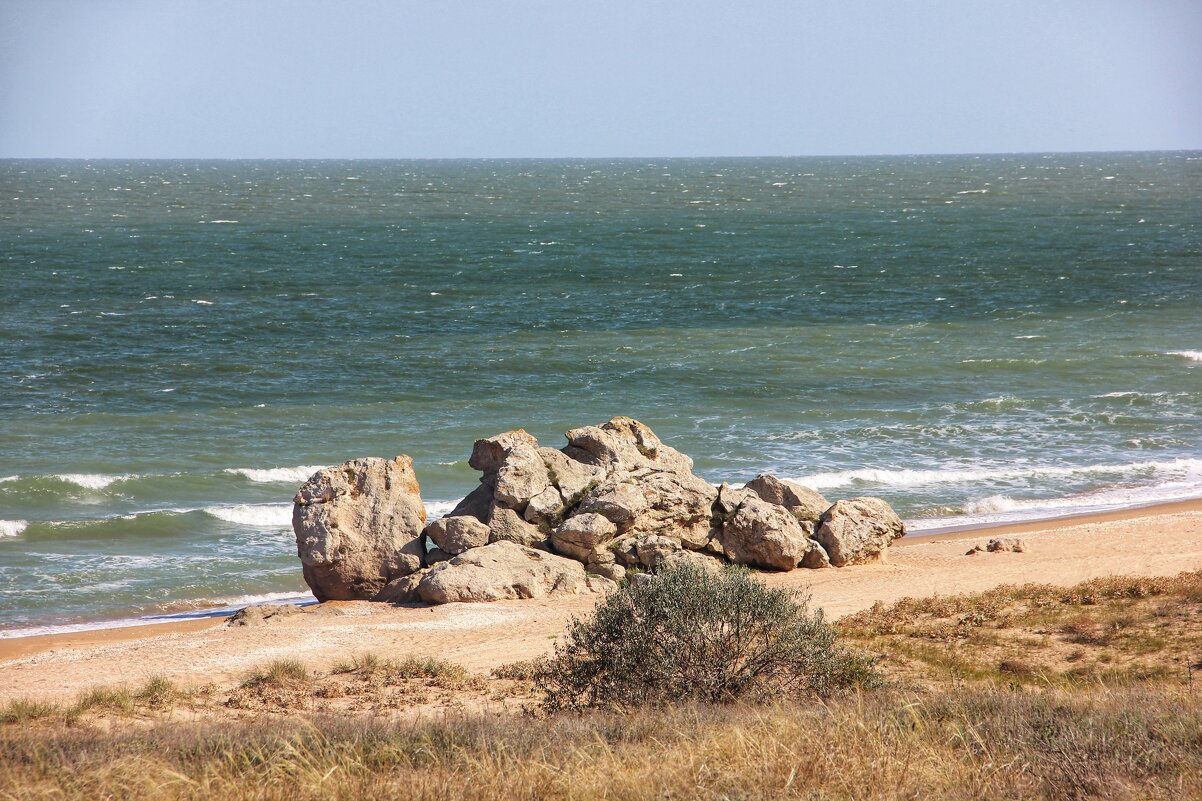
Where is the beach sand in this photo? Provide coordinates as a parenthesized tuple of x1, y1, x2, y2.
(3, 500, 1200, 703)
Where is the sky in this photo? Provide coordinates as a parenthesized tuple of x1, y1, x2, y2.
(1, 0, 1200, 158)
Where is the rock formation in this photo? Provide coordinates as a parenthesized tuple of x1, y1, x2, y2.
(292, 417, 909, 606)
(814, 497, 906, 566)
(376, 541, 613, 604)
(293, 456, 427, 601)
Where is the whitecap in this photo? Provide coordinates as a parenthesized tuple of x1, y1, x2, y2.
(1168, 350, 1202, 362)
(909, 477, 1202, 533)
(0, 520, 28, 537)
(193, 299, 214, 305)
(54, 473, 131, 490)
(200, 590, 315, 608)
(424, 499, 461, 519)
(789, 457, 1202, 491)
(0, 475, 18, 484)
(203, 503, 293, 527)
(225, 465, 326, 484)
(962, 495, 1020, 514)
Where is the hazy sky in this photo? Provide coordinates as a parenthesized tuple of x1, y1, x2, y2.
(1, 0, 1199, 158)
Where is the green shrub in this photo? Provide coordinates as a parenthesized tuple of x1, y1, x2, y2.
(535, 563, 879, 711)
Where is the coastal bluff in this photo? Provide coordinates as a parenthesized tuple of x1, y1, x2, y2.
(292, 417, 905, 604)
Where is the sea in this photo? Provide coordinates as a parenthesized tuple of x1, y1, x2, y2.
(2, 153, 1201, 636)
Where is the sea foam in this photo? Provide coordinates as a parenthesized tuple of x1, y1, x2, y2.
(225, 465, 327, 484)
(790, 457, 1202, 491)
(203, 503, 293, 527)
(909, 478, 1202, 532)
(0, 520, 28, 537)
(424, 499, 460, 520)
(54, 473, 131, 490)
(1168, 350, 1202, 362)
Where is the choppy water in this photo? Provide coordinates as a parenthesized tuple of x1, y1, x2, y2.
(2, 153, 1201, 633)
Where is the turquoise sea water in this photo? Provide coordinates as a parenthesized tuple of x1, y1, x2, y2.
(2, 153, 1201, 633)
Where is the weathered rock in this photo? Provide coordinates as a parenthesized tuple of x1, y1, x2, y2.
(424, 515, 491, 555)
(293, 456, 427, 602)
(628, 534, 725, 573)
(551, 512, 618, 562)
(583, 549, 625, 581)
(487, 503, 546, 547)
(586, 561, 627, 582)
(745, 474, 830, 523)
(800, 540, 832, 569)
(814, 497, 906, 567)
(524, 485, 565, 525)
(538, 447, 605, 502)
(987, 537, 1025, 553)
(448, 483, 493, 522)
(659, 548, 727, 574)
(629, 470, 718, 548)
(469, 429, 539, 473)
(413, 541, 614, 603)
(227, 603, 304, 627)
(562, 416, 694, 474)
(718, 486, 816, 571)
(578, 481, 650, 526)
(634, 533, 681, 568)
(579, 470, 717, 548)
(373, 571, 425, 603)
(426, 546, 452, 565)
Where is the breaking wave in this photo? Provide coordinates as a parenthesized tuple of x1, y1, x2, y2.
(224, 465, 327, 484)
(789, 457, 1202, 491)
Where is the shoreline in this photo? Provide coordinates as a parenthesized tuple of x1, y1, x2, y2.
(2, 495, 1200, 668)
(898, 495, 1202, 543)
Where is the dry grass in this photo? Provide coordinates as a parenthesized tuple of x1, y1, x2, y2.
(0, 687, 1198, 800)
(4, 574, 1202, 799)
(839, 570, 1202, 688)
(226, 653, 488, 713)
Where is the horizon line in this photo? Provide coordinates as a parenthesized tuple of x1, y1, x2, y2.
(2, 148, 1200, 162)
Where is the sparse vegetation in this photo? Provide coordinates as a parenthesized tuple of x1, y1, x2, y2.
(4, 572, 1202, 799)
(241, 658, 310, 689)
(534, 563, 879, 711)
(1, 688, 1199, 800)
(839, 570, 1202, 688)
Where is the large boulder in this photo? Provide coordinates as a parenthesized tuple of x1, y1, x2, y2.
(716, 485, 821, 571)
(424, 515, 491, 555)
(293, 457, 427, 601)
(578, 469, 718, 549)
(562, 416, 694, 475)
(550, 512, 617, 562)
(411, 541, 615, 604)
(745, 474, 830, 523)
(814, 497, 906, 566)
(470, 430, 549, 513)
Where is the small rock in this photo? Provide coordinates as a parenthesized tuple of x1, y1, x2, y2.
(987, 537, 1025, 553)
(227, 604, 304, 627)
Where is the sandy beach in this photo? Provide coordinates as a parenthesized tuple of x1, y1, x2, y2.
(3, 499, 1200, 703)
